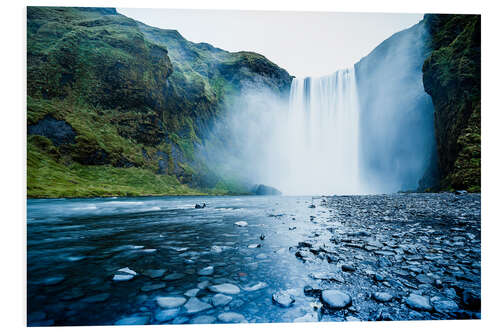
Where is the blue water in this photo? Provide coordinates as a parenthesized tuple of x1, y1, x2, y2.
(27, 195, 331, 325)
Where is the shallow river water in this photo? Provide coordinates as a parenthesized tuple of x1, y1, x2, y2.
(27, 193, 481, 326)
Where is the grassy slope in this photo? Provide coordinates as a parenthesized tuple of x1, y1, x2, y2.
(27, 7, 291, 198)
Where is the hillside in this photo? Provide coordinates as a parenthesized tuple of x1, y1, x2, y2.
(27, 7, 292, 198)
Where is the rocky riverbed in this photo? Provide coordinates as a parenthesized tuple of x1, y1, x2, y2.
(27, 193, 480, 326)
(293, 193, 481, 321)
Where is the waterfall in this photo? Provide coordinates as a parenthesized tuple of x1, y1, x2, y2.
(282, 67, 364, 195)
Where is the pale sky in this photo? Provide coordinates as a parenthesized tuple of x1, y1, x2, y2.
(118, 8, 423, 78)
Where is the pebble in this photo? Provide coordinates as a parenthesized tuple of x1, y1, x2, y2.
(320, 290, 352, 309)
(156, 296, 187, 309)
(209, 283, 241, 295)
(405, 293, 433, 311)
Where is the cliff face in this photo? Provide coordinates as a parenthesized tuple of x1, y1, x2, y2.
(27, 7, 292, 197)
(422, 14, 481, 192)
(355, 19, 438, 192)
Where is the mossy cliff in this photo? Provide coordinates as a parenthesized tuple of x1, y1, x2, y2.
(27, 7, 292, 198)
(422, 14, 481, 192)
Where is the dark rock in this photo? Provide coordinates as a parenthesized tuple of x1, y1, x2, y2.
(28, 115, 76, 146)
(195, 203, 206, 209)
(252, 184, 282, 195)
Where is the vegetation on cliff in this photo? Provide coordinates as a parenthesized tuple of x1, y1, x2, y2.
(422, 14, 481, 192)
(27, 7, 292, 198)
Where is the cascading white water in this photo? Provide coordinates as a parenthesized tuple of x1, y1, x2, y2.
(281, 68, 364, 195)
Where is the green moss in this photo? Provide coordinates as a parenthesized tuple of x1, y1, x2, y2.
(422, 14, 480, 192)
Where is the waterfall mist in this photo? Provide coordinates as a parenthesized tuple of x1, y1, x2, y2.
(197, 20, 437, 195)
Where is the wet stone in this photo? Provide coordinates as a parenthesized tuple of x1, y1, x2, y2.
(211, 293, 232, 307)
(242, 282, 267, 292)
(341, 263, 356, 272)
(209, 283, 240, 295)
(405, 294, 433, 311)
(156, 296, 187, 309)
(321, 290, 352, 310)
(272, 291, 295, 307)
(184, 297, 213, 314)
(155, 308, 180, 322)
(198, 266, 214, 276)
(184, 288, 200, 297)
(373, 292, 393, 303)
(433, 299, 459, 313)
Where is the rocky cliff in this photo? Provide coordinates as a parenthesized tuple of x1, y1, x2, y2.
(422, 14, 481, 192)
(27, 7, 292, 197)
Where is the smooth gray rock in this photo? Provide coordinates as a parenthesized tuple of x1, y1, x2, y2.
(155, 308, 180, 322)
(217, 312, 247, 323)
(114, 314, 149, 325)
(211, 293, 232, 307)
(321, 290, 352, 309)
(184, 297, 213, 314)
(156, 296, 187, 309)
(405, 294, 433, 311)
(209, 283, 240, 295)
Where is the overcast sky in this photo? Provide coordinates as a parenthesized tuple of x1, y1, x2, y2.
(118, 8, 423, 78)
